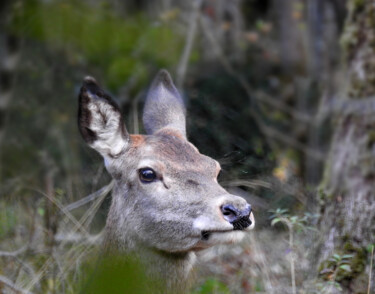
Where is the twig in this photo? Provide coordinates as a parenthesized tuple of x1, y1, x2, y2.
(79, 186, 110, 230)
(254, 90, 312, 123)
(262, 125, 325, 161)
(64, 180, 114, 212)
(176, 0, 202, 89)
(24, 256, 54, 293)
(249, 234, 274, 293)
(0, 245, 27, 257)
(55, 232, 102, 244)
(31, 188, 89, 235)
(130, 90, 145, 134)
(220, 179, 271, 189)
(55, 238, 98, 288)
(0, 274, 33, 294)
(319, 95, 375, 118)
(368, 245, 374, 294)
(288, 222, 296, 294)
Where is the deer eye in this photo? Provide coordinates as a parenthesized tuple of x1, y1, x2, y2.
(139, 168, 157, 183)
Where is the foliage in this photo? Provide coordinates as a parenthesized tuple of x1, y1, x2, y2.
(10, 0, 187, 90)
(270, 208, 319, 294)
(317, 253, 354, 293)
(269, 208, 318, 232)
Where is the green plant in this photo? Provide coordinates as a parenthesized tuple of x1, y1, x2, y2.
(270, 208, 318, 294)
(318, 253, 354, 293)
(367, 244, 374, 294)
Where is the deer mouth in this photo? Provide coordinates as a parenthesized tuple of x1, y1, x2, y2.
(191, 230, 247, 251)
(201, 231, 211, 241)
(200, 227, 249, 241)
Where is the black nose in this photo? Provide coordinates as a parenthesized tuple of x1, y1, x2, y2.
(221, 204, 252, 230)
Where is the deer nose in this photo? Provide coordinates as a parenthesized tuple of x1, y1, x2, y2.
(221, 204, 252, 230)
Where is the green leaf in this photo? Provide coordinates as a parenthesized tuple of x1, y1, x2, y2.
(37, 207, 45, 217)
(290, 216, 298, 223)
(334, 282, 342, 290)
(339, 264, 351, 272)
(367, 244, 375, 252)
(333, 254, 341, 261)
(271, 218, 281, 226)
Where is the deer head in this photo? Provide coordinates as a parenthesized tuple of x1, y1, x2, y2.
(78, 70, 255, 285)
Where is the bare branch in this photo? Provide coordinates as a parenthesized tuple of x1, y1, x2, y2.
(0, 274, 34, 294)
(0, 245, 27, 257)
(221, 179, 271, 189)
(55, 232, 102, 245)
(64, 180, 114, 212)
(254, 90, 312, 123)
(263, 125, 325, 160)
(176, 0, 202, 89)
(319, 95, 375, 118)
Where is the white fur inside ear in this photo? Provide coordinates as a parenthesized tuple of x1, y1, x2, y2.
(87, 93, 127, 157)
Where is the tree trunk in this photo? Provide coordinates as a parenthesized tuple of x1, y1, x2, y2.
(317, 1, 375, 292)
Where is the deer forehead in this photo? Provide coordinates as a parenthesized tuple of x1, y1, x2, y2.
(128, 132, 220, 176)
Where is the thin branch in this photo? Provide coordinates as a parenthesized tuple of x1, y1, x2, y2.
(254, 90, 312, 123)
(0, 245, 27, 257)
(176, 0, 202, 89)
(0, 274, 34, 294)
(220, 179, 271, 189)
(64, 180, 114, 212)
(262, 125, 325, 161)
(249, 234, 274, 293)
(130, 90, 145, 135)
(289, 223, 296, 294)
(30, 187, 89, 235)
(368, 245, 374, 294)
(319, 96, 375, 118)
(55, 232, 103, 245)
(24, 257, 54, 293)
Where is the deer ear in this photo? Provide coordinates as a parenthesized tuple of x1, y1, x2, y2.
(78, 77, 129, 158)
(143, 70, 186, 138)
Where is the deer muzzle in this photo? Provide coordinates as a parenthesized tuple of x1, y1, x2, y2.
(221, 203, 252, 230)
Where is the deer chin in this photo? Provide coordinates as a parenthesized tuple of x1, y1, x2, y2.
(191, 230, 246, 251)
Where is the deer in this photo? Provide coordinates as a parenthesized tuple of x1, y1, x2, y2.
(78, 69, 255, 292)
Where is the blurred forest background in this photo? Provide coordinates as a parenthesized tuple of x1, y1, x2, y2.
(1, 0, 375, 293)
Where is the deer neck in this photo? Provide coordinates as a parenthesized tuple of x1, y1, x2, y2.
(104, 228, 196, 292)
(143, 249, 196, 292)
(104, 189, 197, 292)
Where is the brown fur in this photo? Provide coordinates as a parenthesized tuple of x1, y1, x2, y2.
(130, 134, 146, 147)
